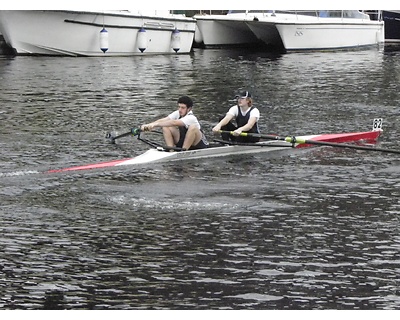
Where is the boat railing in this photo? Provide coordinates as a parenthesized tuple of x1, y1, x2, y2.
(363, 10, 383, 21)
(273, 10, 372, 21)
(227, 10, 274, 17)
(196, 10, 375, 21)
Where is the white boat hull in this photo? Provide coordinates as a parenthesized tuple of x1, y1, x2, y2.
(276, 21, 384, 50)
(118, 140, 293, 166)
(246, 11, 385, 51)
(0, 10, 196, 56)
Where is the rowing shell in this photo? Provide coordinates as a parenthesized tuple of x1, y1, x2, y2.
(46, 129, 381, 173)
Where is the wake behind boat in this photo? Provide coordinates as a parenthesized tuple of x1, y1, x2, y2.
(47, 119, 385, 173)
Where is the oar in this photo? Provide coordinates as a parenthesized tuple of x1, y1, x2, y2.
(135, 135, 185, 151)
(106, 128, 141, 144)
(212, 139, 293, 148)
(219, 130, 400, 155)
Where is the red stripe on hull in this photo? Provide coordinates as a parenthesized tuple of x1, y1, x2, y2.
(46, 158, 133, 173)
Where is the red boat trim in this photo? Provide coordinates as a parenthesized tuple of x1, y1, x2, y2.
(296, 130, 381, 148)
(46, 158, 133, 173)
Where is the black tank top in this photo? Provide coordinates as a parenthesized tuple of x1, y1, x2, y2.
(236, 106, 259, 134)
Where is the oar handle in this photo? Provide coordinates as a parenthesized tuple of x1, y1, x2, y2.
(218, 130, 283, 141)
(106, 127, 142, 144)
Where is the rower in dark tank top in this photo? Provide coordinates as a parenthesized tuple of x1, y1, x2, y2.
(212, 90, 261, 143)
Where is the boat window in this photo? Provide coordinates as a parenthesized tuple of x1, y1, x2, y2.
(317, 10, 369, 19)
(343, 10, 369, 19)
(319, 11, 329, 17)
(274, 10, 319, 17)
(226, 10, 371, 19)
(248, 10, 273, 13)
(227, 10, 246, 14)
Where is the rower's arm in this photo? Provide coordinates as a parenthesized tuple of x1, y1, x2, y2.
(212, 114, 234, 132)
(153, 118, 184, 128)
(142, 117, 183, 131)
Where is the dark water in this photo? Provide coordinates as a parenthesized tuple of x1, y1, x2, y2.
(1, 45, 400, 310)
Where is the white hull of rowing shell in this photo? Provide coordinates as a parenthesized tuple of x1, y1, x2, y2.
(0, 10, 196, 56)
(116, 140, 297, 166)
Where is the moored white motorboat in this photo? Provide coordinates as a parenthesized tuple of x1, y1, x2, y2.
(246, 10, 385, 51)
(0, 10, 196, 56)
(47, 120, 384, 173)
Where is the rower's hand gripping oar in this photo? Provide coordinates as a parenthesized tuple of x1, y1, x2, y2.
(106, 128, 141, 144)
(218, 130, 400, 155)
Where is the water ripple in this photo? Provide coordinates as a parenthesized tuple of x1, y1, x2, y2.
(1, 47, 400, 309)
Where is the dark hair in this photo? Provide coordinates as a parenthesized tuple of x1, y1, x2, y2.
(177, 96, 193, 108)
